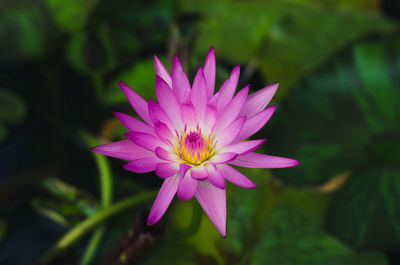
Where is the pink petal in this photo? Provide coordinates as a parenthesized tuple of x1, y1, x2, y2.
(154, 122, 173, 144)
(148, 99, 174, 129)
(125, 131, 165, 151)
(214, 85, 249, 133)
(201, 105, 217, 134)
(203, 47, 216, 98)
(172, 56, 191, 103)
(118, 81, 152, 125)
(124, 157, 161, 173)
(195, 181, 226, 237)
(155, 147, 176, 161)
(156, 76, 183, 128)
(114, 112, 154, 134)
(206, 163, 225, 189)
(240, 83, 278, 117)
(230, 152, 300, 168)
(220, 139, 265, 155)
(155, 162, 179, 178)
(153, 56, 172, 87)
(208, 91, 220, 108)
(217, 164, 256, 189)
(191, 165, 208, 180)
(92, 140, 153, 160)
(217, 117, 246, 147)
(181, 104, 197, 130)
(148, 174, 179, 225)
(235, 105, 276, 141)
(177, 164, 197, 201)
(191, 67, 207, 121)
(212, 152, 237, 164)
(217, 65, 240, 112)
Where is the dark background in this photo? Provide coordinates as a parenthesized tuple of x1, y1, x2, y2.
(0, 0, 399, 264)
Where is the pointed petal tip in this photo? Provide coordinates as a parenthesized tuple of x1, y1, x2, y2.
(172, 55, 184, 74)
(232, 65, 240, 75)
(267, 83, 279, 96)
(254, 139, 267, 150)
(122, 163, 130, 171)
(195, 66, 204, 76)
(291, 159, 300, 167)
(216, 217, 227, 238)
(112, 111, 123, 119)
(220, 229, 227, 238)
(279, 157, 300, 167)
(248, 183, 257, 189)
(118, 80, 129, 91)
(206, 47, 215, 58)
(147, 212, 162, 226)
(91, 146, 101, 154)
(123, 131, 132, 139)
(147, 216, 156, 226)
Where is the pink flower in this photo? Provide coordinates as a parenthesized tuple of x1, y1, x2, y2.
(93, 47, 299, 237)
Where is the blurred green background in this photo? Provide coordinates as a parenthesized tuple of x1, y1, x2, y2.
(0, 0, 399, 264)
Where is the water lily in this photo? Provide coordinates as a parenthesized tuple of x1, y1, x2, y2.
(93, 47, 299, 237)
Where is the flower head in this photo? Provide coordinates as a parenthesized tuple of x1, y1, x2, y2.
(93, 47, 299, 237)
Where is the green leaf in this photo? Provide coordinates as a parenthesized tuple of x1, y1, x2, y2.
(0, 7, 46, 62)
(94, 0, 173, 63)
(106, 59, 158, 105)
(0, 90, 27, 123)
(182, 0, 395, 94)
(66, 25, 114, 75)
(251, 189, 388, 265)
(223, 168, 274, 253)
(265, 37, 400, 186)
(326, 164, 400, 250)
(66, 31, 89, 73)
(170, 200, 221, 262)
(46, 0, 97, 33)
(353, 40, 400, 131)
(263, 36, 400, 251)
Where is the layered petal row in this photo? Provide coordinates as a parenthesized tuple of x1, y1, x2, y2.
(93, 47, 299, 237)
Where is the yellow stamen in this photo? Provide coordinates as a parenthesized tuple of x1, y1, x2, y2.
(175, 126, 215, 165)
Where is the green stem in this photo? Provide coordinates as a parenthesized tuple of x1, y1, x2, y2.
(80, 226, 105, 265)
(80, 132, 113, 265)
(81, 132, 113, 208)
(54, 191, 156, 251)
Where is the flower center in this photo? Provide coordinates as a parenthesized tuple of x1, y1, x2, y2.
(176, 126, 215, 165)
